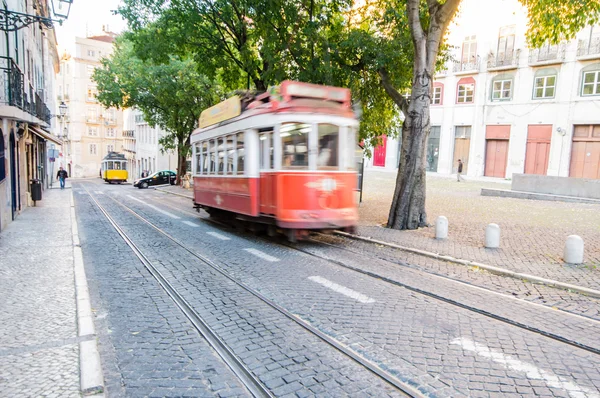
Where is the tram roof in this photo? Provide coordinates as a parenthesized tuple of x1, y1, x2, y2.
(102, 152, 126, 161)
(193, 81, 355, 137)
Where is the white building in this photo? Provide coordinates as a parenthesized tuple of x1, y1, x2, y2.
(369, 0, 600, 181)
(124, 108, 177, 179)
(0, 0, 61, 232)
(56, 31, 124, 178)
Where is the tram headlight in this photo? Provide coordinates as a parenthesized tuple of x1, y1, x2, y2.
(321, 178, 337, 192)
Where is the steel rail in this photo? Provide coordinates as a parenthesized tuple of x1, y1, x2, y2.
(82, 186, 274, 398)
(99, 189, 422, 398)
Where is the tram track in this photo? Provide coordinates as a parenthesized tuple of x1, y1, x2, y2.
(83, 185, 421, 398)
(138, 189, 600, 358)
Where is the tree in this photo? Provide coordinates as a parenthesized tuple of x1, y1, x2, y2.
(93, 37, 222, 182)
(377, 0, 600, 230)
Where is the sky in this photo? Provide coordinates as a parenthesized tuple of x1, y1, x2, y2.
(54, 0, 127, 54)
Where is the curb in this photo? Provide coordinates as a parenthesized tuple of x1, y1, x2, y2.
(71, 193, 105, 396)
(335, 230, 600, 299)
(154, 186, 194, 200)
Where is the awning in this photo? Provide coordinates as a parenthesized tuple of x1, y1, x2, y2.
(28, 125, 63, 145)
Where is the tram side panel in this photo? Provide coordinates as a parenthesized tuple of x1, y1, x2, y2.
(193, 176, 259, 216)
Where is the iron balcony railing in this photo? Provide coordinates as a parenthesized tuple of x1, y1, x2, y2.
(528, 43, 566, 65)
(452, 56, 480, 73)
(487, 49, 520, 69)
(0, 56, 51, 124)
(577, 38, 600, 58)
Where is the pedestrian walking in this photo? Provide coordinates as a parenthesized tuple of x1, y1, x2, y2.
(457, 159, 464, 182)
(57, 167, 68, 190)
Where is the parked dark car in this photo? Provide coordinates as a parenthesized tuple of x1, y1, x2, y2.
(134, 171, 176, 189)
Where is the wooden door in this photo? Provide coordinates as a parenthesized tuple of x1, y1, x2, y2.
(525, 125, 551, 175)
(570, 125, 600, 179)
(373, 135, 387, 167)
(452, 138, 470, 173)
(484, 140, 509, 178)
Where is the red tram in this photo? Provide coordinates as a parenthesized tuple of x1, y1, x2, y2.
(190, 81, 359, 241)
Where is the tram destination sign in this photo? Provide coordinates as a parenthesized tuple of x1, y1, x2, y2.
(199, 96, 241, 128)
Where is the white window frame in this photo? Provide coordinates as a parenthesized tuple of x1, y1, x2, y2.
(88, 126, 98, 136)
(492, 79, 512, 101)
(107, 144, 114, 153)
(457, 83, 474, 103)
(89, 144, 97, 155)
(581, 70, 600, 96)
(432, 86, 442, 105)
(533, 75, 556, 99)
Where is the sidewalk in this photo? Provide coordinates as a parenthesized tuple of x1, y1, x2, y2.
(156, 172, 600, 292)
(0, 187, 103, 396)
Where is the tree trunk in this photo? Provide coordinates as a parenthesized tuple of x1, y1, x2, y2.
(387, 71, 431, 230)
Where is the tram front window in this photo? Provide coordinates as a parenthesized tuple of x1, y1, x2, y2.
(281, 122, 309, 170)
(317, 124, 339, 170)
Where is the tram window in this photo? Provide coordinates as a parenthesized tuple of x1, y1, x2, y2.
(122, 162, 127, 171)
(210, 139, 217, 174)
(217, 138, 226, 174)
(259, 131, 274, 170)
(202, 142, 209, 174)
(114, 162, 121, 170)
(317, 124, 339, 170)
(236, 132, 245, 175)
(195, 144, 201, 174)
(107, 161, 113, 170)
(281, 122, 309, 169)
(226, 136, 235, 174)
(347, 127, 358, 170)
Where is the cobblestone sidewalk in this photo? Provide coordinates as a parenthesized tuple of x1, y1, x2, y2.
(158, 171, 600, 291)
(0, 188, 97, 397)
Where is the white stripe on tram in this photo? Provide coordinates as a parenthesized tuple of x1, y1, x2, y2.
(450, 338, 598, 398)
(244, 248, 279, 262)
(308, 276, 376, 304)
(182, 220, 200, 228)
(126, 195, 181, 219)
(206, 231, 231, 241)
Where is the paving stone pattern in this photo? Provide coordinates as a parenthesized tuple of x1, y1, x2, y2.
(0, 189, 80, 397)
(358, 170, 600, 290)
(86, 188, 409, 397)
(74, 188, 253, 397)
(111, 186, 600, 397)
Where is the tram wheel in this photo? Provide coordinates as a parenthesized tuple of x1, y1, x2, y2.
(286, 229, 298, 243)
(267, 225, 277, 237)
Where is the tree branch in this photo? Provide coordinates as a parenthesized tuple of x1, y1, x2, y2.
(378, 68, 409, 115)
(426, 0, 461, 69)
(407, 0, 425, 44)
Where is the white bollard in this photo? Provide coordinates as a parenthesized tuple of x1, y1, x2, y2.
(564, 235, 584, 264)
(435, 216, 448, 240)
(485, 223, 500, 248)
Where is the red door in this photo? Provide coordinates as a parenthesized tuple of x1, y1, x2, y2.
(373, 135, 387, 167)
(484, 140, 509, 178)
(525, 125, 551, 175)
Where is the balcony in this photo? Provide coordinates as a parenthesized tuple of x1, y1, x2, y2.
(487, 50, 520, 71)
(452, 56, 480, 75)
(577, 38, 600, 59)
(528, 43, 566, 66)
(0, 56, 51, 124)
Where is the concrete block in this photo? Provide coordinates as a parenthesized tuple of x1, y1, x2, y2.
(485, 223, 500, 248)
(435, 216, 448, 239)
(564, 235, 584, 264)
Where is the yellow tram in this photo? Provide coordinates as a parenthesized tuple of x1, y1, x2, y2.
(101, 152, 128, 184)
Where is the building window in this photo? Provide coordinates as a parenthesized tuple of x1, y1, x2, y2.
(432, 84, 443, 105)
(87, 49, 96, 57)
(497, 25, 516, 61)
(87, 107, 97, 123)
(106, 128, 116, 137)
(492, 79, 512, 100)
(461, 35, 477, 64)
(533, 75, 556, 99)
(87, 86, 97, 102)
(87, 65, 95, 76)
(582, 70, 600, 96)
(88, 127, 98, 136)
(105, 109, 116, 123)
(457, 80, 475, 104)
(89, 144, 97, 155)
(107, 144, 114, 153)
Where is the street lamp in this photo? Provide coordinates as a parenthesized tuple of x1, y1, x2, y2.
(0, 0, 74, 32)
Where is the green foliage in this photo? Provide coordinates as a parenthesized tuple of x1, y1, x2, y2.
(93, 36, 222, 177)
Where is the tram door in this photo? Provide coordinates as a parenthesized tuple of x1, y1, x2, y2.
(259, 130, 276, 214)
